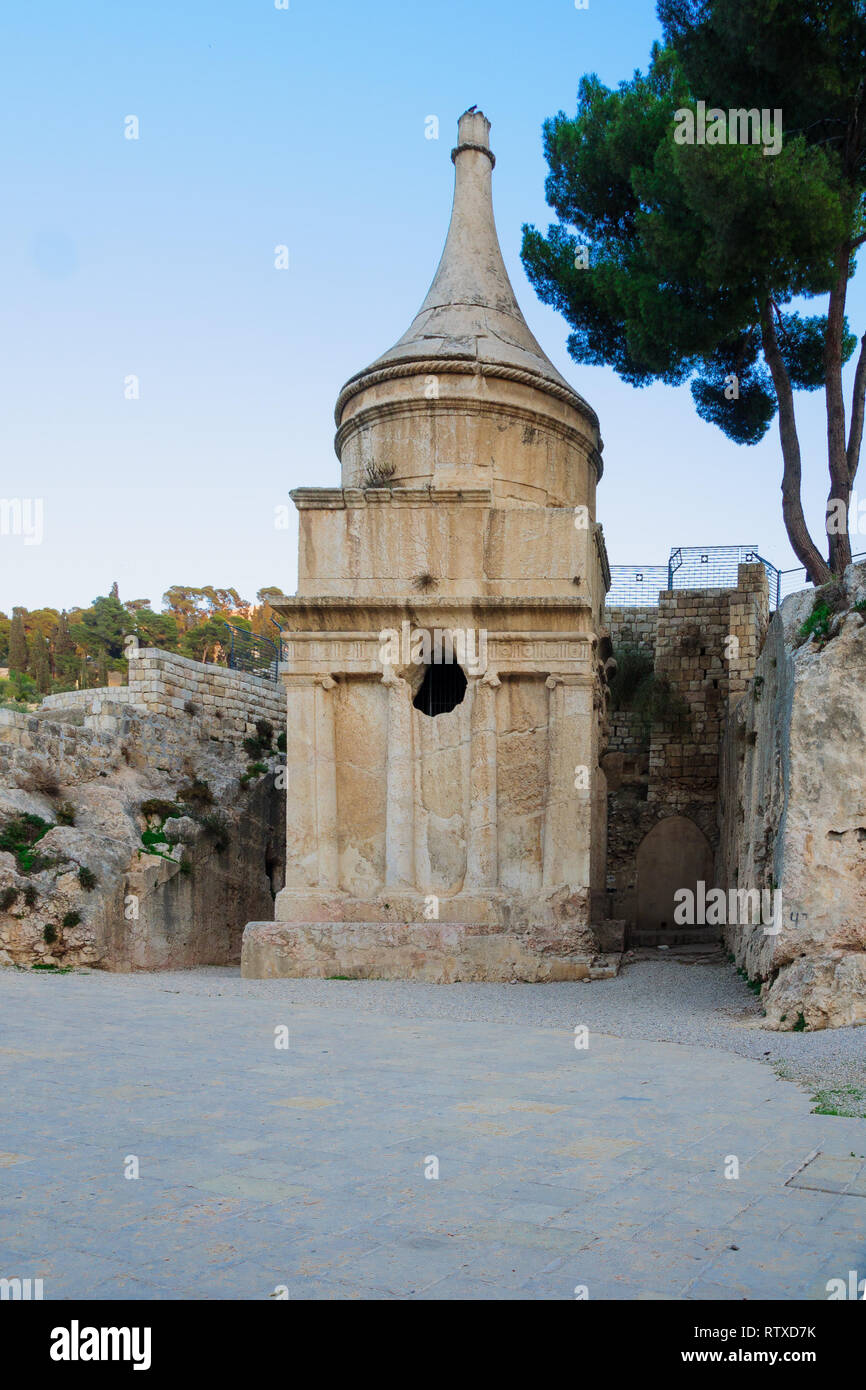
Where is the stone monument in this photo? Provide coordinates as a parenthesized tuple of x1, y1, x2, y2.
(242, 108, 612, 980)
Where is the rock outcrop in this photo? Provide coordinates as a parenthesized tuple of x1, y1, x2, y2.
(0, 663, 285, 971)
(718, 562, 866, 1029)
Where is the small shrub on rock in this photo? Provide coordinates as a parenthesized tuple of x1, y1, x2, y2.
(0, 814, 53, 873)
(177, 778, 213, 808)
(56, 801, 76, 826)
(240, 762, 267, 787)
(32, 774, 61, 797)
(43, 924, 58, 945)
(0, 887, 18, 911)
(23, 884, 38, 908)
(140, 798, 182, 821)
(62, 911, 81, 929)
(78, 866, 97, 890)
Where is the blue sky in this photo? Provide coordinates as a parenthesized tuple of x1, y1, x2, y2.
(2, 0, 864, 613)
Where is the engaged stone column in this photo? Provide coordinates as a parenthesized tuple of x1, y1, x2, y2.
(542, 674, 594, 891)
(466, 670, 500, 889)
(383, 668, 415, 888)
(315, 676, 339, 888)
(282, 674, 338, 890)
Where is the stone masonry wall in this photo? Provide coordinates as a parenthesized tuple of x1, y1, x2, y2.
(602, 566, 768, 939)
(41, 649, 286, 742)
(649, 566, 769, 812)
(606, 606, 658, 659)
(604, 608, 658, 759)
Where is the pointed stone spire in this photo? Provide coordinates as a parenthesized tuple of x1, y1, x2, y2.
(336, 108, 594, 422)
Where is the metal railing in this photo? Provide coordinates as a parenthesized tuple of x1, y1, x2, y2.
(223, 622, 280, 682)
(607, 565, 671, 607)
(668, 545, 780, 608)
(610, 545, 782, 609)
(777, 551, 866, 605)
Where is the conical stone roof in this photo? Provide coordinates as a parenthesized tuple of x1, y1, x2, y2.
(335, 109, 596, 428)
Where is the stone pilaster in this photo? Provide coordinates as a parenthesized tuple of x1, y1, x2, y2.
(383, 668, 415, 888)
(466, 670, 500, 889)
(280, 674, 338, 891)
(542, 674, 594, 891)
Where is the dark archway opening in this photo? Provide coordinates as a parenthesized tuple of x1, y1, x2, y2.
(413, 662, 467, 717)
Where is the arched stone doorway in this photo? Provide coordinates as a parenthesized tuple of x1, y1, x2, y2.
(634, 816, 714, 943)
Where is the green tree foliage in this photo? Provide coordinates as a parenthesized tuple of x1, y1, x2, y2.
(133, 609, 179, 650)
(73, 594, 129, 659)
(29, 629, 52, 694)
(2, 583, 268, 694)
(53, 612, 78, 685)
(0, 671, 39, 706)
(252, 585, 284, 638)
(181, 617, 229, 664)
(521, 0, 866, 580)
(162, 585, 249, 633)
(8, 609, 28, 673)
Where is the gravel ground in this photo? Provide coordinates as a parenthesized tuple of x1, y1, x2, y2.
(52, 952, 865, 1113)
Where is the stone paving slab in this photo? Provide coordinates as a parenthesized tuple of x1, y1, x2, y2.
(0, 969, 864, 1300)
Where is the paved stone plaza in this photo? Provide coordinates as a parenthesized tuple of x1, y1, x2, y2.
(1, 962, 864, 1300)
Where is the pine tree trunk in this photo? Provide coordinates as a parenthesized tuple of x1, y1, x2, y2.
(760, 303, 832, 586)
(826, 247, 854, 574)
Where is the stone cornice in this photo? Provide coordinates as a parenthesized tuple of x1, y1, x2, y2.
(290, 486, 495, 510)
(595, 523, 612, 592)
(271, 598, 598, 648)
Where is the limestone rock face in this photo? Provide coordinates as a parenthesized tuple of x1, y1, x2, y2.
(718, 562, 866, 1028)
(762, 952, 866, 1031)
(0, 681, 285, 971)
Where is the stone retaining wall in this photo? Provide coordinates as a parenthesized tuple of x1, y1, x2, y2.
(606, 606, 658, 658)
(602, 566, 769, 940)
(41, 650, 286, 742)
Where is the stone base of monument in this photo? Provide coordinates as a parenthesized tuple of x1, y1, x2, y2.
(240, 920, 621, 983)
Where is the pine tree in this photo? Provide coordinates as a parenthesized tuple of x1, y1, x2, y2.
(9, 609, 28, 673)
(78, 656, 89, 690)
(109, 581, 120, 601)
(97, 650, 108, 687)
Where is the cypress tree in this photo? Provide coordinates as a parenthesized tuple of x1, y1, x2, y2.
(9, 609, 27, 673)
(30, 630, 52, 694)
(53, 612, 77, 685)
